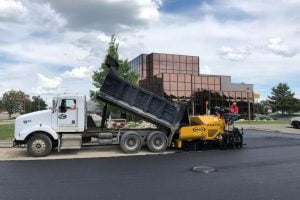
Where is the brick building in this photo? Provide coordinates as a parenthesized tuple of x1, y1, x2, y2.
(129, 53, 254, 118)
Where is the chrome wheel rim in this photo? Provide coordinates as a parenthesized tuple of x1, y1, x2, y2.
(31, 139, 46, 153)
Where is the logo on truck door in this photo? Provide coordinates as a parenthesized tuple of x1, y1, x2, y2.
(58, 114, 67, 119)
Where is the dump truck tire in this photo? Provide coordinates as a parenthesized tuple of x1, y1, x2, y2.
(146, 131, 168, 152)
(292, 121, 300, 129)
(27, 134, 53, 157)
(120, 131, 142, 153)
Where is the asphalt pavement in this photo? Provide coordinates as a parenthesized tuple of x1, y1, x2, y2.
(1, 130, 300, 200)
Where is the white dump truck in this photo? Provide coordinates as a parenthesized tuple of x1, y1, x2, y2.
(13, 56, 189, 157)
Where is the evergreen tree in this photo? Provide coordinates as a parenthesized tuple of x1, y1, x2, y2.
(268, 83, 298, 115)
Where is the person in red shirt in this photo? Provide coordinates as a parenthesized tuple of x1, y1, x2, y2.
(229, 101, 239, 114)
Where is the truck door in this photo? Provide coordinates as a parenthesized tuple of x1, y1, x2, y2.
(57, 99, 78, 128)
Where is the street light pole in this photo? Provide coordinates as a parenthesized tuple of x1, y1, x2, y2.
(247, 88, 251, 124)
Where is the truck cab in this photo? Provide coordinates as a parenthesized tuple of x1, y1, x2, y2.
(14, 95, 86, 156)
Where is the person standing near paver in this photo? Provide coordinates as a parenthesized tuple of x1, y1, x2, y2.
(229, 102, 239, 114)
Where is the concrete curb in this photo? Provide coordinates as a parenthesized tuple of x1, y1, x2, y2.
(0, 141, 13, 148)
(0, 146, 175, 161)
(242, 127, 298, 135)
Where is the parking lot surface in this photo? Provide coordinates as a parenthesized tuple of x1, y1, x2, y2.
(1, 130, 300, 200)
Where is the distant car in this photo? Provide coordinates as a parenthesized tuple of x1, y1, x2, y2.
(290, 117, 300, 129)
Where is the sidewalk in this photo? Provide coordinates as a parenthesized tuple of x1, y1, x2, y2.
(235, 124, 300, 134)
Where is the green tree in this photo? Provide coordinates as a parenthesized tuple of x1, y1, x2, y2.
(31, 96, 47, 112)
(268, 83, 298, 115)
(2, 90, 31, 118)
(90, 35, 139, 117)
(90, 35, 138, 99)
(0, 98, 3, 110)
(294, 98, 300, 113)
(254, 100, 271, 114)
(24, 97, 32, 114)
(254, 101, 265, 114)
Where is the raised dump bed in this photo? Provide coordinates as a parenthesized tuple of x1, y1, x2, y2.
(97, 56, 189, 134)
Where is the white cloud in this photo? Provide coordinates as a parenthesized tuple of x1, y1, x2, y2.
(28, 2, 67, 29)
(266, 37, 299, 57)
(136, 0, 161, 21)
(217, 46, 250, 61)
(97, 33, 111, 43)
(63, 66, 95, 79)
(201, 65, 211, 74)
(0, 0, 28, 22)
(34, 73, 62, 94)
(0, 40, 89, 66)
(37, 0, 160, 33)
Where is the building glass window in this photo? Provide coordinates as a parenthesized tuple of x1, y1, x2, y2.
(187, 56, 193, 63)
(170, 74, 177, 82)
(167, 54, 173, 62)
(174, 55, 180, 62)
(180, 55, 187, 63)
(178, 74, 185, 82)
(180, 63, 187, 71)
(208, 77, 215, 84)
(185, 75, 191, 82)
(167, 63, 173, 70)
(192, 56, 198, 64)
(160, 54, 167, 62)
(153, 53, 159, 61)
(170, 82, 177, 90)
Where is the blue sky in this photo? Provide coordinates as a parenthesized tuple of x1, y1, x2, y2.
(0, 0, 299, 102)
(160, 0, 205, 13)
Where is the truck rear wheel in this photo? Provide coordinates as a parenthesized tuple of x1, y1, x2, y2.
(27, 134, 53, 157)
(146, 131, 168, 152)
(120, 132, 142, 153)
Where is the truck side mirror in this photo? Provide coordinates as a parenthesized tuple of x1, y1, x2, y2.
(52, 99, 55, 113)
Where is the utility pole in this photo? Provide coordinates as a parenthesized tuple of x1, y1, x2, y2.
(247, 88, 251, 124)
(208, 89, 211, 115)
(23, 99, 26, 114)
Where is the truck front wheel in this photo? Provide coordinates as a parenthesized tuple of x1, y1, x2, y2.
(146, 131, 168, 152)
(27, 134, 53, 157)
(120, 132, 142, 153)
(292, 121, 300, 129)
